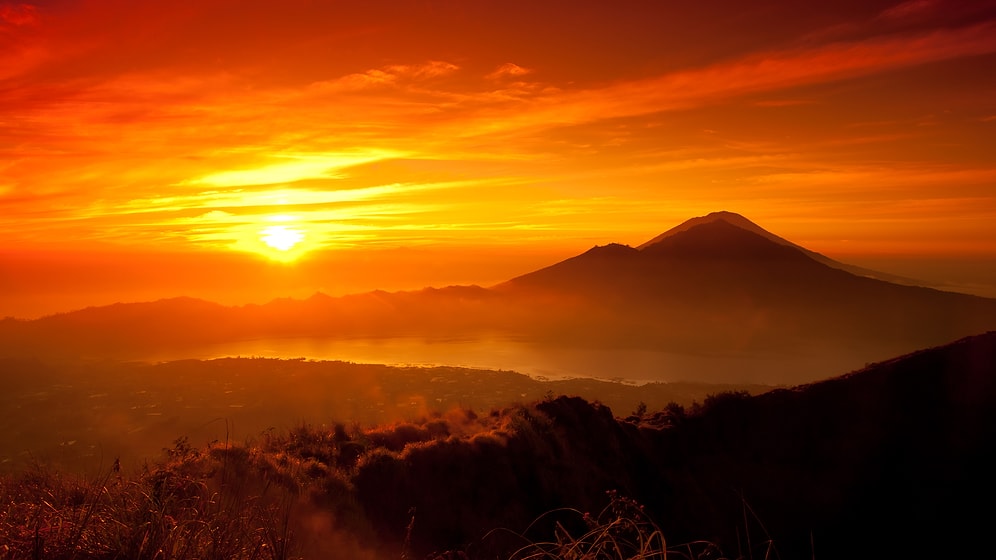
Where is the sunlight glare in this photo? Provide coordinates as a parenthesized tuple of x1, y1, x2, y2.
(260, 225, 304, 251)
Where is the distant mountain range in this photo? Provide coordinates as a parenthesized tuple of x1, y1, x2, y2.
(2, 211, 995, 384)
(498, 212, 996, 359)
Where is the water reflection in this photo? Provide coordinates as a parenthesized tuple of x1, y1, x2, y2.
(143, 336, 856, 385)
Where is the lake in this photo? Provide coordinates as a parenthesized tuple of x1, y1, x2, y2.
(141, 335, 859, 385)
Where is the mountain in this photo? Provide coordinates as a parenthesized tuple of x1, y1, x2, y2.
(2, 211, 995, 384)
(0, 286, 502, 359)
(503, 211, 920, 290)
(639, 210, 921, 284)
(4, 334, 993, 558)
(498, 213, 996, 368)
(496, 212, 996, 320)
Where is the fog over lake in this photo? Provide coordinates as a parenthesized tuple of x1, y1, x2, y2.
(142, 336, 860, 385)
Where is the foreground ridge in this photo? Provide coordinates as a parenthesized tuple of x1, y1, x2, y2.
(3, 332, 994, 559)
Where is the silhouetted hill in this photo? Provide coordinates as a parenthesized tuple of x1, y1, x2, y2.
(498, 213, 996, 378)
(3, 334, 994, 558)
(637, 329, 996, 559)
(2, 212, 995, 384)
(505, 211, 925, 295)
(343, 332, 996, 558)
(0, 355, 773, 472)
(642, 218, 815, 260)
(0, 286, 502, 359)
(640, 210, 922, 284)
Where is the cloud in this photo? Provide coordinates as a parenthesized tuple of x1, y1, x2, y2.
(637, 21, 996, 103)
(182, 151, 406, 188)
(2, 1, 995, 259)
(195, 210, 236, 222)
(752, 99, 817, 107)
(311, 61, 459, 93)
(744, 166, 996, 198)
(486, 63, 531, 81)
(111, 176, 492, 220)
(878, 0, 938, 23)
(316, 69, 398, 91)
(393, 60, 459, 80)
(454, 21, 996, 136)
(0, 3, 38, 27)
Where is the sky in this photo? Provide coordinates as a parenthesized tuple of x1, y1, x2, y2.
(2, 0, 996, 317)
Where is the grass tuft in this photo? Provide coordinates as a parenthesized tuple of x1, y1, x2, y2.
(478, 491, 734, 560)
(0, 442, 301, 560)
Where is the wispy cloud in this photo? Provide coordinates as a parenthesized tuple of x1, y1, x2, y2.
(879, 0, 938, 22)
(1, 0, 994, 261)
(0, 3, 38, 27)
(181, 151, 406, 188)
(310, 61, 460, 93)
(486, 63, 531, 81)
(457, 21, 996, 136)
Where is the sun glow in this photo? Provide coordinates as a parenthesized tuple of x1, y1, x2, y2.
(261, 225, 304, 251)
(184, 150, 406, 188)
(235, 214, 314, 262)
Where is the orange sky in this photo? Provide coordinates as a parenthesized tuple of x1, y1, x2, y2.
(2, 0, 996, 317)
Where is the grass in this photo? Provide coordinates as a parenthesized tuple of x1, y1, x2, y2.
(0, 439, 301, 560)
(5, 467, 740, 560)
(1, 402, 763, 559)
(484, 490, 736, 560)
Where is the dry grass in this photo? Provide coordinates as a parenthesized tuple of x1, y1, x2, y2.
(2, 406, 766, 560)
(481, 491, 745, 560)
(0, 439, 299, 560)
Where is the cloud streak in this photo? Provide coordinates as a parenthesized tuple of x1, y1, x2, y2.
(0, 0, 994, 265)
(181, 151, 407, 188)
(459, 21, 996, 135)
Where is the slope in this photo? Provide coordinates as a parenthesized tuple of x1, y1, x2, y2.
(639, 210, 922, 284)
(499, 214, 996, 374)
(2, 212, 995, 385)
(281, 332, 996, 558)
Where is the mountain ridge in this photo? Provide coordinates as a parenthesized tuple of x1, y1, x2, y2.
(3, 212, 995, 385)
(638, 211, 924, 284)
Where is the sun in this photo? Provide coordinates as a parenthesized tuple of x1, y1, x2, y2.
(250, 215, 312, 261)
(260, 225, 304, 251)
(223, 212, 314, 262)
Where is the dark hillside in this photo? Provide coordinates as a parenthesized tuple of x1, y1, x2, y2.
(2, 333, 994, 558)
(640, 330, 996, 559)
(498, 216, 996, 378)
(0, 357, 773, 473)
(346, 332, 996, 558)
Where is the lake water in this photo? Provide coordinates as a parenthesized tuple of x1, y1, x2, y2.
(143, 336, 855, 385)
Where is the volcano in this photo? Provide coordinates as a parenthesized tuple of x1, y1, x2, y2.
(498, 211, 996, 375)
(3, 211, 995, 384)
